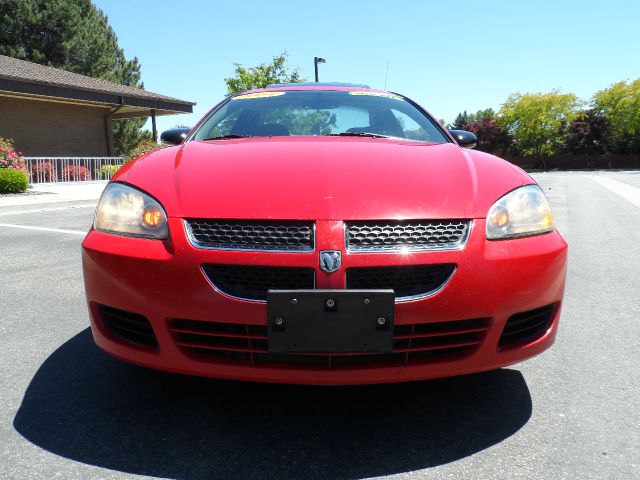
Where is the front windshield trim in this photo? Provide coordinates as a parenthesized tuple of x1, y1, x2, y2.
(389, 91, 455, 145)
(183, 95, 233, 144)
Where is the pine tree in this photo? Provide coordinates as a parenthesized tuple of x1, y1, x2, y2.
(452, 111, 471, 129)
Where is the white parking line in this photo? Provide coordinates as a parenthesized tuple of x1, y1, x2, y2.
(0, 223, 86, 235)
(0, 203, 96, 216)
(590, 176, 640, 209)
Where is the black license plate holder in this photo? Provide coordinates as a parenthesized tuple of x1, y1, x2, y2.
(267, 290, 395, 353)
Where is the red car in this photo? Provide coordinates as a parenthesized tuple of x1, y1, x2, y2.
(82, 83, 567, 385)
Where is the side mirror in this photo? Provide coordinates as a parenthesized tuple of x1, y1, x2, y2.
(448, 130, 477, 149)
(160, 127, 190, 145)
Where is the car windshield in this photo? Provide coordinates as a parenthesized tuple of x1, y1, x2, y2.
(191, 90, 449, 142)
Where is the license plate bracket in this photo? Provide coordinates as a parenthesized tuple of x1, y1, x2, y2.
(267, 290, 395, 353)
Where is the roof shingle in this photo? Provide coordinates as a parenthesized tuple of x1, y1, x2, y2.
(0, 54, 194, 111)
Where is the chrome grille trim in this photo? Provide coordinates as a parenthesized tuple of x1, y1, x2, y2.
(346, 264, 457, 302)
(395, 267, 456, 302)
(184, 219, 315, 252)
(345, 220, 472, 252)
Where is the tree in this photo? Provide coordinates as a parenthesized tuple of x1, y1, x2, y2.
(224, 52, 304, 94)
(452, 111, 471, 129)
(499, 90, 582, 168)
(464, 117, 512, 155)
(473, 108, 496, 120)
(220, 54, 337, 135)
(113, 121, 151, 155)
(0, 0, 84, 66)
(564, 110, 611, 155)
(451, 108, 496, 130)
(0, 0, 151, 155)
(593, 79, 640, 153)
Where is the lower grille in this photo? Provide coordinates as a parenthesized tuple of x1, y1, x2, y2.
(499, 304, 556, 349)
(346, 264, 456, 300)
(98, 304, 158, 348)
(169, 317, 490, 368)
(202, 264, 315, 301)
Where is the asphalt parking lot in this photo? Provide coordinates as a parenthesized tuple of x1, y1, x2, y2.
(1, 172, 638, 480)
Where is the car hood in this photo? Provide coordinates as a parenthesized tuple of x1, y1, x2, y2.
(121, 137, 531, 220)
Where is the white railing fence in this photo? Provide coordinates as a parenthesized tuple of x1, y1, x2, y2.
(24, 157, 124, 183)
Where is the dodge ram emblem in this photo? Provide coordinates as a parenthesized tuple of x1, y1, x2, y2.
(320, 250, 342, 273)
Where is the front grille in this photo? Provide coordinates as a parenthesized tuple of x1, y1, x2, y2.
(202, 264, 315, 301)
(185, 219, 314, 251)
(346, 220, 470, 251)
(346, 264, 456, 300)
(169, 317, 490, 368)
(499, 304, 556, 349)
(98, 304, 158, 348)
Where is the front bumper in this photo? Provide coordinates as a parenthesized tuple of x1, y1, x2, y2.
(82, 218, 567, 385)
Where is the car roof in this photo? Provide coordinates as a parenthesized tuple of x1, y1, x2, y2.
(241, 82, 399, 96)
(266, 82, 371, 89)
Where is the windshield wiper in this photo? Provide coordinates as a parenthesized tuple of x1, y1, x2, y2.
(322, 132, 390, 138)
(201, 134, 251, 140)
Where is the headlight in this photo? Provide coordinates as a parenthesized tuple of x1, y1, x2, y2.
(486, 185, 554, 240)
(94, 183, 168, 239)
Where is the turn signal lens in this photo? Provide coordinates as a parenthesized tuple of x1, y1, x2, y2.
(143, 205, 164, 228)
(486, 185, 555, 240)
(489, 206, 509, 227)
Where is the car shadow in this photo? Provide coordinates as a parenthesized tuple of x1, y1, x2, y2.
(14, 329, 532, 479)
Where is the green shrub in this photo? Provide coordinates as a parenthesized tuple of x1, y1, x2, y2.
(0, 168, 29, 193)
(98, 164, 120, 179)
(124, 140, 166, 163)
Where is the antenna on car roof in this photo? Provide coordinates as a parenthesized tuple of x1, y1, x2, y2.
(384, 60, 390, 90)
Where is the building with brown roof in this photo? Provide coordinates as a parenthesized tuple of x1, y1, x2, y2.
(0, 55, 194, 156)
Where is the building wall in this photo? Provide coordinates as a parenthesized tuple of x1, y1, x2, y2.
(0, 96, 113, 156)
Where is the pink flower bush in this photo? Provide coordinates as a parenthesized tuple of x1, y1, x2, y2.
(0, 138, 27, 173)
(62, 164, 91, 181)
(31, 161, 56, 182)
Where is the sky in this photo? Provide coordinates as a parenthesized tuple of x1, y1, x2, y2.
(92, 0, 640, 135)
